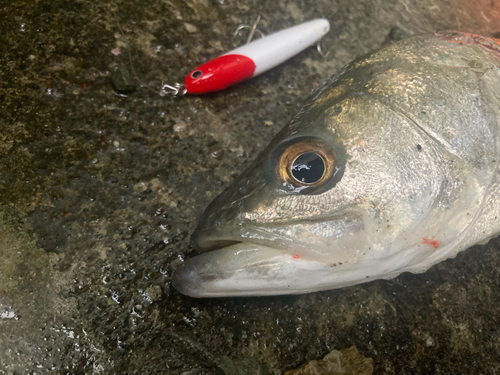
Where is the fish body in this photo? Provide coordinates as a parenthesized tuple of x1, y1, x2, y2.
(173, 33, 500, 297)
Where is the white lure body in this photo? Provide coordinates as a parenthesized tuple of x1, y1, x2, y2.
(226, 18, 331, 76)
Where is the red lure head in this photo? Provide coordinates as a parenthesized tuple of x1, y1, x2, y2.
(184, 54, 256, 94)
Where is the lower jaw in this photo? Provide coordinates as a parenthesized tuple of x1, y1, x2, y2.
(171, 242, 372, 297)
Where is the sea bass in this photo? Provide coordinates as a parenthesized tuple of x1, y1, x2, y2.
(172, 33, 500, 297)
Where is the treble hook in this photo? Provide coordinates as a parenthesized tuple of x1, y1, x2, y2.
(316, 40, 329, 58)
(234, 16, 265, 44)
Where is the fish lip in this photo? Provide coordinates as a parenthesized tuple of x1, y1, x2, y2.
(190, 225, 237, 251)
(191, 227, 251, 252)
(191, 224, 282, 252)
(195, 238, 242, 252)
(191, 213, 357, 252)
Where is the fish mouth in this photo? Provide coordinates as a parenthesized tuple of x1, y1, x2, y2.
(172, 224, 337, 298)
(190, 225, 250, 252)
(195, 238, 242, 252)
(190, 223, 289, 253)
(172, 216, 369, 298)
(171, 240, 334, 298)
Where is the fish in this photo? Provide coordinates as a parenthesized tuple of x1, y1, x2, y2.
(172, 32, 500, 297)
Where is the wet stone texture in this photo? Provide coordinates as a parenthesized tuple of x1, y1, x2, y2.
(1, 0, 500, 373)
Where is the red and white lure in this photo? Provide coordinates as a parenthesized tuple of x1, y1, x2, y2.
(162, 18, 330, 96)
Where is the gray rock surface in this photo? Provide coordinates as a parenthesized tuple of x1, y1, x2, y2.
(284, 346, 373, 375)
(1, 0, 500, 373)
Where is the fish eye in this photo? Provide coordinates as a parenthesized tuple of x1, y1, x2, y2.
(275, 137, 337, 191)
(291, 152, 325, 184)
(191, 70, 203, 79)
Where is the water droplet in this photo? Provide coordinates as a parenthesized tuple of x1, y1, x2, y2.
(173, 120, 187, 132)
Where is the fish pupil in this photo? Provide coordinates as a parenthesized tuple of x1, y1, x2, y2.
(291, 152, 325, 184)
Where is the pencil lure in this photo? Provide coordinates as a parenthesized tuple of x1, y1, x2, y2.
(169, 18, 330, 95)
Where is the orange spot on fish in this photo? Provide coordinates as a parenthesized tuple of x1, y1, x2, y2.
(292, 254, 300, 259)
(422, 237, 441, 249)
(439, 33, 500, 54)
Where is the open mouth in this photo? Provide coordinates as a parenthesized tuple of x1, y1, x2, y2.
(194, 239, 242, 252)
(171, 238, 344, 298)
(171, 240, 292, 297)
(174, 217, 370, 297)
(190, 223, 287, 253)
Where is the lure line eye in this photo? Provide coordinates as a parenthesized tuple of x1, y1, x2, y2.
(191, 70, 203, 79)
(291, 152, 325, 184)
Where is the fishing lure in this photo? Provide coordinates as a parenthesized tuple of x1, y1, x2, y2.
(162, 18, 330, 96)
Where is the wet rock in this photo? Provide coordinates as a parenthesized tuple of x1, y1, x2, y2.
(109, 65, 135, 94)
(184, 22, 198, 33)
(145, 285, 163, 303)
(217, 356, 269, 375)
(285, 346, 373, 375)
(174, 120, 188, 133)
(0, 134, 14, 156)
(180, 370, 203, 375)
(388, 26, 411, 43)
(3, 0, 500, 373)
(209, 144, 224, 160)
(0, 295, 16, 320)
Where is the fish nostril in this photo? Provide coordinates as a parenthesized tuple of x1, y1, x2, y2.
(206, 207, 238, 228)
(221, 206, 238, 222)
(238, 179, 251, 195)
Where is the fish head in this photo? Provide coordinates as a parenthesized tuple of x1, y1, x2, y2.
(172, 45, 472, 297)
